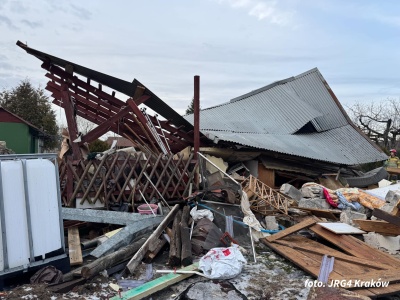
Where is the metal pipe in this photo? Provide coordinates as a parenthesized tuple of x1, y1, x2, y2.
(194, 75, 200, 160)
(139, 190, 156, 217)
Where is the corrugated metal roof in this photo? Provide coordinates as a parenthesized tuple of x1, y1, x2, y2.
(290, 69, 348, 131)
(185, 79, 322, 134)
(203, 125, 386, 165)
(184, 68, 386, 165)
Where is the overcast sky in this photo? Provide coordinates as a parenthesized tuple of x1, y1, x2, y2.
(1, 0, 400, 122)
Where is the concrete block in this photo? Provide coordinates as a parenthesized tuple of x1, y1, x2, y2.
(340, 209, 367, 226)
(280, 184, 302, 202)
(298, 198, 331, 210)
(363, 232, 400, 254)
(265, 216, 279, 230)
(300, 186, 322, 198)
(382, 190, 400, 212)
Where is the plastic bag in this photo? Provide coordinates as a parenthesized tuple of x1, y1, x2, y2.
(190, 206, 214, 221)
(199, 244, 247, 279)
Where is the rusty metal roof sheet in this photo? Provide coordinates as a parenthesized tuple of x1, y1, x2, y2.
(185, 68, 386, 165)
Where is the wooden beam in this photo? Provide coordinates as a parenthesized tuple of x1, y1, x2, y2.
(111, 263, 199, 300)
(68, 227, 83, 266)
(265, 216, 319, 242)
(81, 235, 149, 279)
(274, 236, 387, 270)
(61, 87, 81, 160)
(297, 207, 339, 220)
(48, 278, 86, 293)
(353, 219, 400, 236)
(373, 209, 400, 227)
(125, 204, 181, 274)
(329, 268, 400, 288)
(310, 224, 400, 268)
(80, 105, 133, 143)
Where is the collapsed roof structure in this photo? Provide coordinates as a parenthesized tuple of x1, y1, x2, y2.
(184, 68, 387, 184)
(18, 41, 386, 192)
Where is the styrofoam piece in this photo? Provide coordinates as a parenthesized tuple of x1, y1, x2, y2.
(318, 222, 366, 234)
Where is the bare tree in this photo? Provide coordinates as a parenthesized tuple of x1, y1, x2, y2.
(77, 116, 96, 135)
(347, 98, 400, 150)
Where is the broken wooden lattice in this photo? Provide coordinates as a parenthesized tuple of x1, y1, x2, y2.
(242, 175, 291, 215)
(59, 150, 198, 207)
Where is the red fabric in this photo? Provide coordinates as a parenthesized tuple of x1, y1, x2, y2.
(323, 188, 338, 208)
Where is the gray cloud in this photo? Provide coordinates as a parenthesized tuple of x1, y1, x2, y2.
(70, 4, 92, 20)
(21, 19, 42, 29)
(10, 1, 28, 14)
(0, 61, 13, 70)
(0, 15, 18, 29)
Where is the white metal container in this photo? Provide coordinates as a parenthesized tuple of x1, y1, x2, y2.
(0, 154, 66, 277)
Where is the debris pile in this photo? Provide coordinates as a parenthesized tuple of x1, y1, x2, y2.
(4, 41, 400, 299)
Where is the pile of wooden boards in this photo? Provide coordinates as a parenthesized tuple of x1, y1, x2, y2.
(262, 216, 400, 298)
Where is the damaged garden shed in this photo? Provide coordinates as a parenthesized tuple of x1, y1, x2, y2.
(184, 68, 388, 187)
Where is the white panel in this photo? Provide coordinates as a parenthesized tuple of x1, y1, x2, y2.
(1, 161, 30, 268)
(0, 215, 4, 272)
(26, 159, 62, 257)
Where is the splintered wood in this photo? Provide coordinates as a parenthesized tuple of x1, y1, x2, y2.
(68, 227, 83, 266)
(262, 218, 400, 297)
(242, 175, 290, 215)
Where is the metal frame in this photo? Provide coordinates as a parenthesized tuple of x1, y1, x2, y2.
(0, 153, 67, 276)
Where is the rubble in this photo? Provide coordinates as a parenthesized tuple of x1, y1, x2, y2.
(299, 198, 331, 210)
(339, 208, 367, 226)
(300, 185, 322, 199)
(363, 232, 400, 254)
(265, 216, 279, 230)
(6, 41, 400, 300)
(280, 183, 302, 202)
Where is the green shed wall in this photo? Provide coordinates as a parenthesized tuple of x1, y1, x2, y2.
(0, 122, 36, 153)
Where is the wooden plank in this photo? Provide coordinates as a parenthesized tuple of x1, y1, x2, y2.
(48, 278, 86, 293)
(373, 208, 400, 227)
(310, 224, 400, 268)
(68, 227, 83, 266)
(264, 237, 397, 297)
(329, 268, 400, 288)
(387, 167, 400, 175)
(297, 207, 339, 220)
(297, 247, 368, 277)
(111, 263, 199, 300)
(125, 204, 181, 274)
(359, 283, 400, 297)
(258, 164, 275, 187)
(261, 239, 342, 278)
(265, 216, 319, 242)
(275, 236, 388, 270)
(353, 219, 400, 236)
